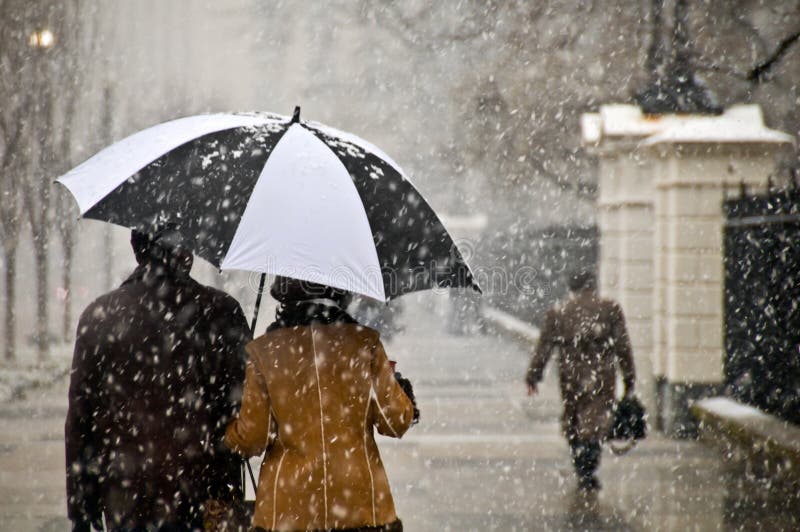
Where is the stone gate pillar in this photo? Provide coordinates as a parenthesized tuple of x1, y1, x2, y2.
(582, 105, 664, 416)
(583, 104, 792, 436)
(643, 105, 792, 435)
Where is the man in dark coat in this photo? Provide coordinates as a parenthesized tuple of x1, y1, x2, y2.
(65, 226, 251, 531)
(526, 270, 635, 490)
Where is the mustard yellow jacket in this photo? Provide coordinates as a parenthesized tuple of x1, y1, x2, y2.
(225, 323, 414, 531)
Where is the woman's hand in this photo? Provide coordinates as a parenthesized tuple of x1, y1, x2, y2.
(394, 373, 420, 424)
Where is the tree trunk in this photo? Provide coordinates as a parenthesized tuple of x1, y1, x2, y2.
(34, 232, 49, 361)
(62, 229, 74, 341)
(4, 245, 17, 362)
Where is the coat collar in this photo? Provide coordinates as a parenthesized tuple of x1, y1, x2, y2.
(266, 298, 357, 332)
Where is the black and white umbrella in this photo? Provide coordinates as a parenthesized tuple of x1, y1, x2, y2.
(57, 108, 480, 303)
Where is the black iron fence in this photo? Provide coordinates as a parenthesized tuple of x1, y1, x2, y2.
(723, 185, 800, 425)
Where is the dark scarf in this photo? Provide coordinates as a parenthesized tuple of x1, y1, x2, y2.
(267, 298, 357, 332)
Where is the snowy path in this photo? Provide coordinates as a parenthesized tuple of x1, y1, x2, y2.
(0, 377, 70, 531)
(379, 296, 799, 531)
(1, 295, 798, 530)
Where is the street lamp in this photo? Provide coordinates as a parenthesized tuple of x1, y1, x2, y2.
(28, 29, 55, 49)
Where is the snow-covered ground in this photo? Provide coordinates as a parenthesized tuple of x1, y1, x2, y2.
(1, 295, 798, 530)
(0, 345, 72, 403)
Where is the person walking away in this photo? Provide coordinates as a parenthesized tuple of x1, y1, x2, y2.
(65, 225, 251, 531)
(225, 276, 418, 532)
(526, 270, 635, 491)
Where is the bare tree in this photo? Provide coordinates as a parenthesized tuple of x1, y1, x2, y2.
(55, 185, 77, 341)
(364, 0, 800, 219)
(0, 124, 24, 362)
(22, 101, 54, 360)
(364, 0, 648, 222)
(690, 0, 800, 174)
(0, 1, 39, 361)
(53, 1, 96, 342)
(17, 1, 85, 359)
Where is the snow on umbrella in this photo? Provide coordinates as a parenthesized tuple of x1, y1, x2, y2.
(57, 107, 480, 304)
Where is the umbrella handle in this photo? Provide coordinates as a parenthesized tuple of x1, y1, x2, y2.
(245, 459, 258, 493)
(250, 273, 267, 333)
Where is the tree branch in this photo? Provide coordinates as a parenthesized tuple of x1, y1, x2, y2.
(694, 59, 748, 80)
(731, 13, 770, 58)
(372, 2, 497, 51)
(747, 29, 800, 83)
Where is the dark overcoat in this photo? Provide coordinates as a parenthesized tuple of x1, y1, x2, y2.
(65, 264, 250, 529)
(526, 289, 635, 442)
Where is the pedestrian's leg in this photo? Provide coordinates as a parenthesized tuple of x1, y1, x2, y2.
(569, 439, 587, 480)
(585, 440, 601, 488)
(571, 439, 601, 490)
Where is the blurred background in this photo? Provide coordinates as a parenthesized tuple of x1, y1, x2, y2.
(1, 0, 798, 361)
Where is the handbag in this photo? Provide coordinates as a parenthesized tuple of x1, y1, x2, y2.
(203, 458, 255, 531)
(608, 395, 646, 455)
(203, 497, 248, 531)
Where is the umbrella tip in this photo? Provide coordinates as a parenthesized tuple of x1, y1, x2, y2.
(291, 106, 301, 124)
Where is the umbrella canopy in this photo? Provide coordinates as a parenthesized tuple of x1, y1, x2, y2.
(57, 108, 480, 301)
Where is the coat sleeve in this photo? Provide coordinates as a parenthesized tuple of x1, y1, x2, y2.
(610, 303, 636, 395)
(208, 300, 252, 499)
(224, 350, 273, 458)
(64, 311, 102, 528)
(526, 307, 559, 387)
(369, 338, 414, 438)
(216, 301, 252, 428)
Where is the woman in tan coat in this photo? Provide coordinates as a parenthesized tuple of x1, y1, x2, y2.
(225, 277, 416, 532)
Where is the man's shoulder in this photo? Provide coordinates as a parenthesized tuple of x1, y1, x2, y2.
(548, 298, 569, 317)
(596, 296, 623, 313)
(340, 322, 381, 346)
(190, 280, 244, 312)
(564, 291, 621, 312)
(78, 285, 134, 324)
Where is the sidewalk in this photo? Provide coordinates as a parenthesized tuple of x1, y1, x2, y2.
(378, 297, 800, 530)
(1, 296, 798, 530)
(0, 375, 71, 531)
(0, 345, 72, 402)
